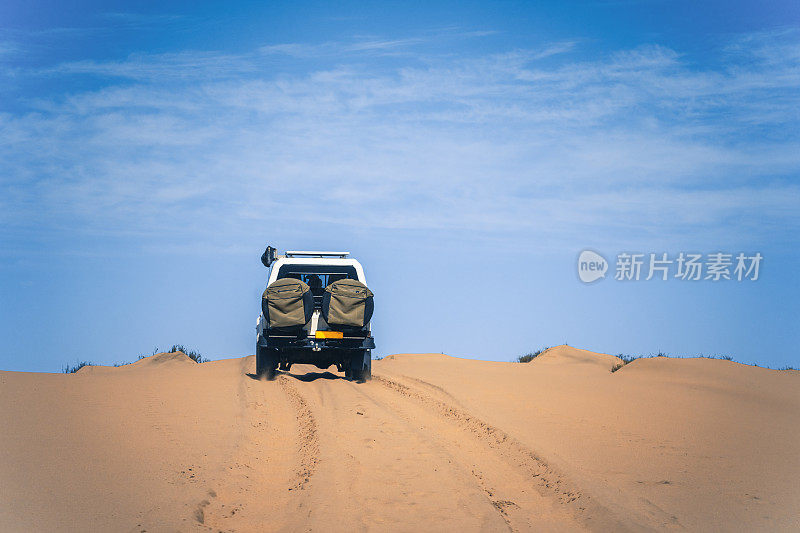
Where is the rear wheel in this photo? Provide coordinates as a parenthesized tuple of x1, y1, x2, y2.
(256, 345, 278, 380)
(348, 350, 371, 382)
(363, 354, 372, 381)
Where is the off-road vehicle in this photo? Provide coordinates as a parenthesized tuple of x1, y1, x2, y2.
(256, 247, 374, 381)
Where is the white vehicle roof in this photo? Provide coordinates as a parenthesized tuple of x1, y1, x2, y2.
(285, 251, 350, 258)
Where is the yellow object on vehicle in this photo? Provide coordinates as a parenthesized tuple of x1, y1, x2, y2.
(315, 331, 344, 339)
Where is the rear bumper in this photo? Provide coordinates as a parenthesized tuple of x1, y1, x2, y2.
(259, 334, 375, 351)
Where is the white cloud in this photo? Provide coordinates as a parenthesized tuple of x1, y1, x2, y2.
(44, 50, 259, 80)
(258, 29, 499, 58)
(1, 32, 799, 255)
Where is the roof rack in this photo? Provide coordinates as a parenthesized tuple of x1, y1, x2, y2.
(285, 251, 350, 258)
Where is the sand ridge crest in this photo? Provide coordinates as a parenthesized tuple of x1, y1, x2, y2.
(130, 351, 196, 368)
(69, 352, 196, 376)
(75, 351, 197, 374)
(528, 344, 624, 371)
(380, 353, 451, 361)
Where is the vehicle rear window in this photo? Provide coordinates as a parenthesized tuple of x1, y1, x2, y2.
(276, 265, 359, 291)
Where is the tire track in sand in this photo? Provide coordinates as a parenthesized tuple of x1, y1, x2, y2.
(371, 374, 641, 532)
(287, 370, 514, 532)
(200, 361, 317, 532)
(374, 376, 578, 501)
(278, 375, 319, 491)
(344, 381, 520, 531)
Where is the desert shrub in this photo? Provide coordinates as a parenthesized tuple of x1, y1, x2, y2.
(697, 354, 734, 361)
(610, 352, 745, 373)
(610, 354, 640, 372)
(518, 347, 549, 363)
(169, 344, 207, 363)
(62, 361, 93, 373)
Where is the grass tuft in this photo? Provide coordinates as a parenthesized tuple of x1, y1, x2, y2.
(518, 347, 549, 363)
(89, 344, 208, 368)
(62, 361, 93, 373)
(612, 352, 742, 372)
(611, 354, 640, 372)
(169, 344, 207, 363)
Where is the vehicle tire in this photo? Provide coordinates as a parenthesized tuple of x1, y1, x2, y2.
(363, 352, 372, 381)
(256, 345, 278, 380)
(348, 350, 370, 382)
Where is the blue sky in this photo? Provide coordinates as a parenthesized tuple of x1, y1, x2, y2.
(1, 1, 798, 371)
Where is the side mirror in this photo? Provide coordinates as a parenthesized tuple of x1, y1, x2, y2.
(261, 246, 277, 267)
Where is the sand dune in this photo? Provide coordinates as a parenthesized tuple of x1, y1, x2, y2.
(1, 346, 798, 532)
